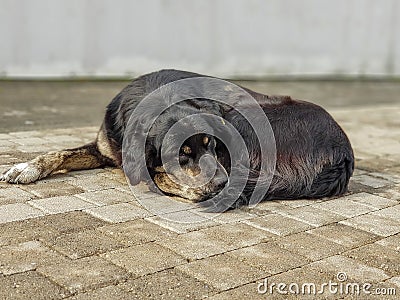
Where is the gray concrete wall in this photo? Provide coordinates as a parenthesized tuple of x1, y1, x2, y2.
(1, 0, 399, 78)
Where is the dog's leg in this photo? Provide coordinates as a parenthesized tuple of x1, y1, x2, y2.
(1, 142, 114, 184)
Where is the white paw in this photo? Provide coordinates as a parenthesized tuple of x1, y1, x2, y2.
(0, 162, 42, 184)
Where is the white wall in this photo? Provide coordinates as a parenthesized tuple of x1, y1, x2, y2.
(1, 0, 399, 78)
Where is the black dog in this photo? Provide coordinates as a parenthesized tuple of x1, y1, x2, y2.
(1, 69, 354, 209)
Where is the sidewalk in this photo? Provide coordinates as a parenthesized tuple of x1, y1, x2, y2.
(0, 91, 399, 299)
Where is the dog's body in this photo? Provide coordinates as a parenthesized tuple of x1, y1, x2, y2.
(1, 69, 354, 209)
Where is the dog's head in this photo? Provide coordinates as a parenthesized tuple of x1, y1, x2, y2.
(125, 100, 231, 202)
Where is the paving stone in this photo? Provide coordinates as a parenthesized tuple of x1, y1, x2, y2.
(67, 285, 133, 300)
(375, 233, 400, 251)
(44, 229, 126, 259)
(227, 242, 310, 275)
(311, 255, 390, 283)
(311, 196, 376, 217)
(352, 174, 392, 188)
(19, 181, 84, 198)
(34, 211, 108, 235)
(208, 283, 271, 300)
(69, 176, 126, 192)
(97, 219, 177, 246)
(274, 232, 348, 261)
(156, 230, 234, 260)
(75, 188, 135, 206)
(101, 243, 186, 277)
(276, 199, 320, 208)
(12, 137, 49, 146)
(370, 204, 400, 220)
(0, 218, 57, 246)
(176, 253, 267, 291)
(0, 240, 69, 275)
(0, 203, 44, 224)
(347, 192, 398, 209)
(388, 276, 400, 288)
(146, 210, 219, 233)
(0, 271, 68, 300)
(276, 205, 345, 227)
(37, 256, 128, 294)
(340, 214, 400, 237)
(16, 145, 55, 152)
(120, 268, 215, 299)
(307, 223, 380, 247)
(191, 207, 256, 224)
(85, 202, 151, 223)
(250, 200, 293, 215)
(243, 214, 314, 236)
(200, 222, 273, 248)
(344, 243, 400, 277)
(356, 158, 399, 172)
(0, 186, 36, 205)
(28, 195, 95, 214)
(136, 194, 196, 215)
(44, 135, 83, 144)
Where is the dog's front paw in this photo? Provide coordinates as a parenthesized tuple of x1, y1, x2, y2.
(0, 162, 43, 184)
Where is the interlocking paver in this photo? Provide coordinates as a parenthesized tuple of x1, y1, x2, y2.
(146, 210, 219, 233)
(0, 240, 69, 275)
(177, 253, 267, 291)
(0, 271, 68, 300)
(28, 195, 95, 214)
(340, 213, 400, 237)
(85, 202, 151, 223)
(274, 232, 348, 261)
(0, 186, 36, 205)
(243, 213, 314, 236)
(310, 255, 390, 283)
(67, 285, 133, 300)
(44, 229, 126, 259)
(200, 222, 273, 248)
(34, 211, 108, 234)
(375, 233, 400, 251)
(276, 205, 345, 227)
(343, 243, 400, 276)
(37, 256, 128, 294)
(346, 192, 398, 209)
(97, 219, 177, 246)
(226, 242, 310, 275)
(307, 223, 380, 247)
(101, 242, 186, 277)
(0, 218, 57, 246)
(311, 196, 376, 217)
(156, 230, 233, 260)
(120, 268, 215, 299)
(370, 204, 400, 220)
(75, 188, 136, 206)
(0, 203, 44, 223)
(20, 181, 84, 198)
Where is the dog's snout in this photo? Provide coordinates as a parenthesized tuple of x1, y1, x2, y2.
(213, 172, 228, 190)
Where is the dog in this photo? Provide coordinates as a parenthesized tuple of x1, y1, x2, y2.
(1, 69, 354, 210)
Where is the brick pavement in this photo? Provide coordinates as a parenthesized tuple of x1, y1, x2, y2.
(0, 104, 399, 299)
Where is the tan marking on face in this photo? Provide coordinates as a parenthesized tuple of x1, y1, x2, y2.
(182, 145, 192, 155)
(154, 166, 165, 173)
(154, 173, 204, 202)
(203, 136, 209, 146)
